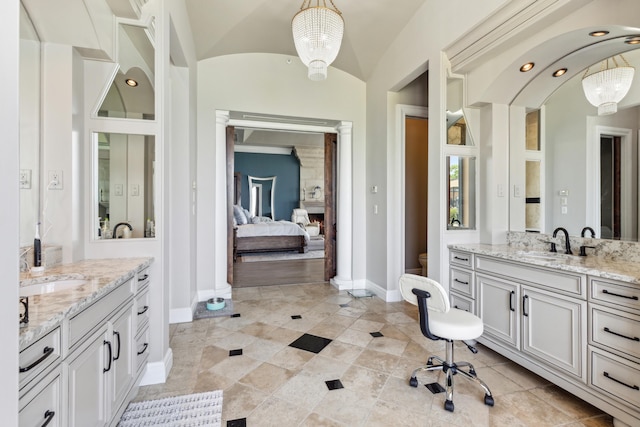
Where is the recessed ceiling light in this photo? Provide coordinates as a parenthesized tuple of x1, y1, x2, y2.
(520, 62, 535, 72)
(625, 36, 640, 45)
(553, 68, 568, 77)
(589, 30, 609, 37)
(125, 78, 138, 87)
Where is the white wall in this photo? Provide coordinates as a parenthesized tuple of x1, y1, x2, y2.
(1, 0, 20, 421)
(196, 53, 366, 296)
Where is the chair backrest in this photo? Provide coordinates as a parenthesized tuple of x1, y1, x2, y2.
(291, 208, 310, 226)
(399, 274, 450, 313)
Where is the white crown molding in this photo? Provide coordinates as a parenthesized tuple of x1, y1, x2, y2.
(233, 145, 292, 155)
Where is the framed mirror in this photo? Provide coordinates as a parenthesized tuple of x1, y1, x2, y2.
(248, 176, 276, 219)
(447, 156, 476, 230)
(19, 4, 41, 247)
(446, 75, 473, 146)
(94, 132, 156, 239)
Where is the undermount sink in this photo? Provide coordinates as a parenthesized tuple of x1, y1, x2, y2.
(19, 279, 88, 297)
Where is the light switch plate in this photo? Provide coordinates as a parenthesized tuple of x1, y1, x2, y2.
(20, 169, 32, 189)
(48, 170, 63, 190)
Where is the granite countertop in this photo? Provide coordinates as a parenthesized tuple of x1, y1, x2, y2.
(449, 243, 640, 286)
(19, 257, 153, 350)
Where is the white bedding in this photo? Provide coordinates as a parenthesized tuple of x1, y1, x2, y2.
(235, 220, 310, 243)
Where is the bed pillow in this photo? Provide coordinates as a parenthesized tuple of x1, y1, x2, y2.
(251, 216, 273, 224)
(243, 208, 253, 223)
(233, 205, 247, 225)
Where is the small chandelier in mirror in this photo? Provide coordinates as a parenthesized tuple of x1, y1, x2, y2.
(292, 0, 344, 81)
(581, 54, 635, 115)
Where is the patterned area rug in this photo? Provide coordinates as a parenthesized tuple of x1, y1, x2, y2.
(238, 249, 324, 262)
(119, 391, 223, 426)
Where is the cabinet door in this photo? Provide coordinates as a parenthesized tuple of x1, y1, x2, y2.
(67, 325, 110, 427)
(477, 274, 520, 349)
(522, 286, 586, 380)
(110, 304, 135, 418)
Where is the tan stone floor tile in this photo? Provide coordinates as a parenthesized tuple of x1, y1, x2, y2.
(529, 384, 605, 420)
(300, 412, 348, 427)
(363, 398, 430, 426)
(304, 301, 343, 317)
(335, 328, 373, 347)
(246, 396, 310, 426)
(198, 345, 229, 371)
(205, 324, 235, 340)
(238, 362, 296, 394)
(320, 340, 364, 364)
(489, 389, 575, 426)
(268, 345, 315, 370)
(349, 318, 385, 332)
(303, 355, 350, 379)
(335, 306, 367, 318)
(313, 387, 377, 426)
(208, 354, 263, 382)
(210, 331, 257, 351)
(365, 335, 409, 356)
(307, 321, 347, 339)
(383, 311, 416, 324)
(353, 348, 400, 373)
(562, 414, 614, 427)
(261, 326, 306, 344)
(282, 315, 324, 332)
(340, 364, 389, 399)
(377, 375, 436, 414)
(238, 321, 277, 338)
(220, 383, 269, 424)
(274, 370, 330, 410)
(378, 324, 411, 341)
(495, 361, 550, 389)
(242, 336, 286, 362)
(192, 370, 236, 393)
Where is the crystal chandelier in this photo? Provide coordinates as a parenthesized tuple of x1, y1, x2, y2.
(581, 55, 635, 115)
(292, 0, 344, 81)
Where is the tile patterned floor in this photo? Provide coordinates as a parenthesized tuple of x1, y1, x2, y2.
(135, 282, 614, 427)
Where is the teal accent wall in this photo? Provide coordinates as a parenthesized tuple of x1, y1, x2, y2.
(235, 152, 300, 221)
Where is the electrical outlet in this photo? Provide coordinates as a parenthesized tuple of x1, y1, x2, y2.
(48, 170, 63, 190)
(20, 169, 32, 189)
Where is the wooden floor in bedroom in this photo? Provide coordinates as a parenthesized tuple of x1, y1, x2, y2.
(233, 258, 325, 287)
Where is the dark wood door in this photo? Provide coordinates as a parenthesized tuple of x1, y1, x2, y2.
(226, 126, 235, 285)
(324, 133, 337, 280)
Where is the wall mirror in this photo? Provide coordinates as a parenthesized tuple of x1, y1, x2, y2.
(248, 176, 276, 219)
(447, 156, 476, 230)
(97, 22, 155, 120)
(19, 4, 41, 247)
(95, 132, 155, 239)
(510, 46, 640, 240)
(446, 75, 473, 146)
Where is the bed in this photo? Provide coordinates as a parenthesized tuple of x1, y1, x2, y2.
(232, 206, 309, 260)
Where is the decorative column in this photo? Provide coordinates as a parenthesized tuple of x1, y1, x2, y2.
(331, 121, 353, 289)
(213, 110, 232, 299)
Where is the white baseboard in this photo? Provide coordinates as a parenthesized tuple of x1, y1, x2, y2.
(330, 276, 354, 291)
(139, 348, 173, 386)
(364, 280, 402, 302)
(169, 296, 200, 324)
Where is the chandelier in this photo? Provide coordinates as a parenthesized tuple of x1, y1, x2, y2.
(292, 0, 344, 81)
(581, 55, 635, 115)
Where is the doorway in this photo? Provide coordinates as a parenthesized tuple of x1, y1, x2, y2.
(600, 135, 621, 239)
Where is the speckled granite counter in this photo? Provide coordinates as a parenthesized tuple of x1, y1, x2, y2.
(19, 257, 153, 350)
(448, 243, 640, 286)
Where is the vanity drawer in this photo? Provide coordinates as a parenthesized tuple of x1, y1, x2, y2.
(135, 287, 150, 334)
(135, 327, 150, 375)
(475, 256, 585, 297)
(590, 278, 640, 312)
(591, 305, 640, 360)
(450, 250, 473, 268)
(590, 347, 640, 409)
(68, 279, 134, 351)
(19, 327, 61, 391)
(450, 292, 475, 314)
(450, 268, 474, 297)
(136, 267, 150, 292)
(19, 366, 62, 427)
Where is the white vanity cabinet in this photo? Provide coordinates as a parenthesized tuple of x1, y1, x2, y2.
(133, 268, 151, 381)
(449, 250, 476, 313)
(474, 255, 587, 381)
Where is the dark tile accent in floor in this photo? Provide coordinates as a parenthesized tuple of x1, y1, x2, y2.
(370, 331, 384, 338)
(291, 315, 302, 319)
(289, 333, 333, 354)
(426, 382, 446, 394)
(229, 349, 243, 357)
(227, 418, 247, 427)
(231, 313, 241, 318)
(339, 303, 350, 308)
(325, 379, 344, 391)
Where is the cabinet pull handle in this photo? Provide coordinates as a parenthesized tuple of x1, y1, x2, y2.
(137, 343, 149, 355)
(138, 274, 149, 282)
(41, 410, 55, 427)
(602, 289, 638, 300)
(454, 256, 469, 262)
(113, 331, 121, 361)
(103, 340, 113, 373)
(138, 305, 149, 315)
(454, 278, 469, 285)
(19, 346, 54, 373)
(603, 371, 639, 390)
(522, 295, 529, 317)
(509, 291, 515, 312)
(603, 327, 640, 342)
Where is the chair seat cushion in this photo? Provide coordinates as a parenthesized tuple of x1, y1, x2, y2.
(429, 308, 483, 341)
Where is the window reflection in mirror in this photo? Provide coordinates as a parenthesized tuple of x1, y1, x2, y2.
(446, 76, 473, 146)
(447, 156, 476, 230)
(19, 4, 41, 246)
(525, 160, 542, 232)
(248, 176, 276, 219)
(95, 133, 155, 239)
(98, 23, 155, 119)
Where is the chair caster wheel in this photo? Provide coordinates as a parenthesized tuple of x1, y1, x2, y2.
(469, 369, 476, 376)
(426, 360, 433, 367)
(409, 377, 418, 387)
(484, 394, 494, 407)
(444, 400, 454, 412)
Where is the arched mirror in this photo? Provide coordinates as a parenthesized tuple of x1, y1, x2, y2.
(248, 176, 276, 219)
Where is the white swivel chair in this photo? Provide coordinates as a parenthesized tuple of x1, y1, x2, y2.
(291, 208, 320, 237)
(399, 273, 494, 412)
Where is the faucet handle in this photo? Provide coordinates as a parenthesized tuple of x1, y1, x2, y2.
(579, 245, 596, 257)
(545, 239, 559, 253)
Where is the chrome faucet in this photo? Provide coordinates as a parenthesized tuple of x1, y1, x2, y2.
(112, 222, 133, 239)
(552, 227, 572, 255)
(581, 226, 595, 238)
